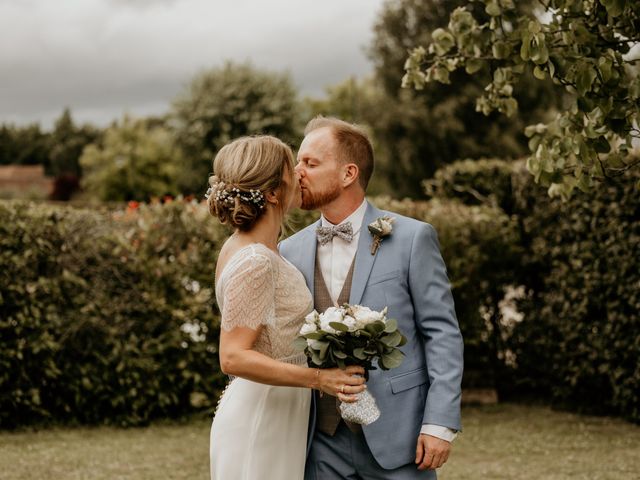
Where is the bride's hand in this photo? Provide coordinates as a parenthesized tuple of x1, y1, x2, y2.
(318, 366, 367, 403)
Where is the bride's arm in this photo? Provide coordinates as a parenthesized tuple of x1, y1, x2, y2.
(219, 326, 366, 401)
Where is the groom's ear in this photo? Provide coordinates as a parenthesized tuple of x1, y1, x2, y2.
(341, 163, 360, 188)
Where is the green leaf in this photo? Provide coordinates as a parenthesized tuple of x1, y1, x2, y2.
(381, 331, 402, 347)
(528, 21, 541, 34)
(380, 349, 405, 370)
(365, 321, 386, 335)
(329, 322, 349, 332)
(303, 332, 324, 340)
(431, 28, 455, 56)
(485, 0, 501, 17)
(292, 336, 308, 351)
(601, 0, 626, 17)
(593, 136, 611, 154)
(576, 64, 597, 96)
(384, 318, 398, 333)
(353, 348, 367, 360)
(465, 59, 484, 74)
(492, 41, 511, 60)
(533, 66, 546, 80)
(310, 351, 322, 366)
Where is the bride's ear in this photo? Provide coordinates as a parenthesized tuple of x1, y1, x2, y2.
(264, 189, 279, 206)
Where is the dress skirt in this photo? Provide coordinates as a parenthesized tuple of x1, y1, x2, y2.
(210, 360, 311, 479)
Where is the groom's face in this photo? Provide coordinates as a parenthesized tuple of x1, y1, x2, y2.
(295, 127, 343, 210)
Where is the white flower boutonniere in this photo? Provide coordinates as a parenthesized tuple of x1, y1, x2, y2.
(368, 215, 395, 255)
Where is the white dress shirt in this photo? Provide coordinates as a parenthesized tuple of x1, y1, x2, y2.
(317, 199, 457, 443)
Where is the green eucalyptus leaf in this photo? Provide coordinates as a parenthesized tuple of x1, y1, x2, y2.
(380, 349, 405, 370)
(329, 322, 349, 332)
(292, 336, 308, 351)
(353, 348, 367, 360)
(384, 318, 398, 333)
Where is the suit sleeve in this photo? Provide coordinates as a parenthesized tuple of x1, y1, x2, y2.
(408, 223, 463, 431)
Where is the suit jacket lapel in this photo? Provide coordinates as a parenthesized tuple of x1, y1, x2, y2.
(349, 202, 382, 305)
(299, 219, 320, 299)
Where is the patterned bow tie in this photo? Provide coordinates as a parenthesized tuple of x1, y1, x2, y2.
(316, 222, 354, 246)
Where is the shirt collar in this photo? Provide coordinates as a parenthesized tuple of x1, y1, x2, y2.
(320, 198, 368, 233)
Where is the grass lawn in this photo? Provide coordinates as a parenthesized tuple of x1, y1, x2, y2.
(1, 404, 638, 479)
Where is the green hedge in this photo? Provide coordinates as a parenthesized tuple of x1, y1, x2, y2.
(426, 157, 640, 422)
(8, 167, 635, 426)
(508, 167, 640, 422)
(0, 200, 227, 428)
(0, 197, 518, 427)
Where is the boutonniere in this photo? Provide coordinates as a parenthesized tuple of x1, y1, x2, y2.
(368, 216, 395, 255)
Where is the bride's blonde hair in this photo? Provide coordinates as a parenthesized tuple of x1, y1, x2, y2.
(207, 135, 295, 231)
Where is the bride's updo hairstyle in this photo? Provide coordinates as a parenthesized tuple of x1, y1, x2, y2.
(207, 135, 295, 231)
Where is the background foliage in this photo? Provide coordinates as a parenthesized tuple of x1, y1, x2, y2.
(170, 61, 301, 196)
(403, 0, 640, 198)
(1, 153, 638, 426)
(79, 117, 182, 202)
(0, 200, 226, 428)
(424, 156, 640, 419)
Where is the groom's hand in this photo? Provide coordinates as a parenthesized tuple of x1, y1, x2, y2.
(415, 434, 451, 470)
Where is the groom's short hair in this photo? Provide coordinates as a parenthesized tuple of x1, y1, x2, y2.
(304, 116, 374, 191)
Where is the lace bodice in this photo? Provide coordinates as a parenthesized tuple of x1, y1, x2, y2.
(215, 243, 313, 361)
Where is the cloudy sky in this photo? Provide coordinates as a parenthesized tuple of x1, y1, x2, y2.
(0, 0, 387, 128)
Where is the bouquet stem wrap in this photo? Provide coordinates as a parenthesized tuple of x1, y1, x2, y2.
(339, 375, 380, 425)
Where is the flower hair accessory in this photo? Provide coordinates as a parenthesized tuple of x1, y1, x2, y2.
(368, 215, 395, 255)
(205, 183, 265, 210)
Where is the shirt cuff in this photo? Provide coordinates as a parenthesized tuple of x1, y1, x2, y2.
(420, 424, 458, 442)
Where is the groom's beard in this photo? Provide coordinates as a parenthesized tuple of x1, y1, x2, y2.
(300, 182, 341, 210)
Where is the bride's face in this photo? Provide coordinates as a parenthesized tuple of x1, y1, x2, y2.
(280, 164, 302, 213)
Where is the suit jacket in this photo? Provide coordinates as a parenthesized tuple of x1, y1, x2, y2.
(279, 201, 463, 470)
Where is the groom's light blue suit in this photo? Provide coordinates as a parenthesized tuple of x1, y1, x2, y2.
(280, 201, 463, 477)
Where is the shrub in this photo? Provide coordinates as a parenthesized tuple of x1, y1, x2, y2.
(425, 157, 640, 422)
(0, 200, 226, 428)
(423, 158, 518, 214)
(508, 166, 640, 422)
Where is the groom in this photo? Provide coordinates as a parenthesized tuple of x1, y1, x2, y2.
(280, 116, 464, 479)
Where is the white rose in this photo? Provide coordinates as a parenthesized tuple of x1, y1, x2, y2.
(319, 307, 344, 334)
(342, 315, 357, 332)
(378, 218, 394, 235)
(305, 310, 319, 324)
(350, 305, 383, 328)
(300, 322, 317, 335)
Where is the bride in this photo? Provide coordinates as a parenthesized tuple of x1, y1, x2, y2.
(207, 135, 366, 480)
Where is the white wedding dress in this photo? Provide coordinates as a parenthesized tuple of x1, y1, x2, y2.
(210, 243, 313, 480)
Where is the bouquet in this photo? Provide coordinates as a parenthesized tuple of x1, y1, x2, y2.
(294, 304, 407, 425)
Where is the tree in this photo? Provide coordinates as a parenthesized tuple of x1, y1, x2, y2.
(403, 0, 640, 199)
(354, 0, 564, 198)
(170, 62, 301, 195)
(79, 117, 181, 202)
(0, 123, 50, 168)
(48, 108, 101, 178)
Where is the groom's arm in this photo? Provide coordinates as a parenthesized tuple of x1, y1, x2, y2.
(408, 222, 463, 469)
(408, 223, 463, 455)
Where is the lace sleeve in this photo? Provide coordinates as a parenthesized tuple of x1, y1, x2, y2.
(219, 252, 276, 331)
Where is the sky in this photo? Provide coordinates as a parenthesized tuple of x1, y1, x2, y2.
(0, 0, 387, 129)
